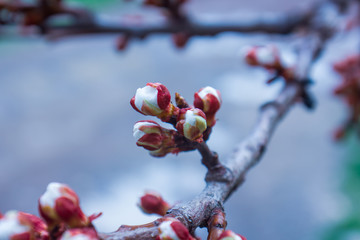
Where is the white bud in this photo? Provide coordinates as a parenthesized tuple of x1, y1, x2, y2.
(39, 182, 63, 208)
(158, 221, 180, 240)
(134, 86, 160, 113)
(0, 211, 29, 240)
(198, 86, 221, 102)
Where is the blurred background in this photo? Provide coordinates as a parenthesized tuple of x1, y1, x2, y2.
(0, 0, 360, 239)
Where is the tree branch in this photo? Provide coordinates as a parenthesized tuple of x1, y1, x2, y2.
(44, 12, 311, 40)
(101, 79, 303, 239)
(0, 0, 314, 40)
(97, 0, 360, 238)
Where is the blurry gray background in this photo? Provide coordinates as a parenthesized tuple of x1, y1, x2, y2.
(0, 0, 359, 239)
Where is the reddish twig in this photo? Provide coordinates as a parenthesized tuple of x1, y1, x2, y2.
(207, 209, 227, 240)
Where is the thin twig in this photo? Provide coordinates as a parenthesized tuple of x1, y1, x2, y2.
(207, 209, 227, 240)
(195, 142, 232, 183)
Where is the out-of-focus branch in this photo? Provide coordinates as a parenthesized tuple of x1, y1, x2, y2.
(45, 13, 311, 40)
(0, 0, 94, 33)
(0, 0, 314, 40)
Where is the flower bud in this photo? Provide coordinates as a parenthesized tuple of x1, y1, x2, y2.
(130, 83, 178, 122)
(59, 228, 98, 240)
(39, 182, 89, 230)
(333, 127, 346, 141)
(172, 33, 190, 49)
(175, 93, 189, 109)
(244, 45, 281, 69)
(133, 120, 178, 157)
(139, 191, 170, 216)
(0, 211, 49, 240)
(176, 108, 207, 142)
(157, 218, 194, 240)
(116, 35, 130, 51)
(218, 230, 247, 240)
(194, 86, 221, 127)
(133, 120, 165, 151)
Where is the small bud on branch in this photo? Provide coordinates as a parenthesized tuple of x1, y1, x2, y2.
(243, 45, 295, 83)
(0, 211, 49, 240)
(139, 191, 171, 216)
(176, 108, 207, 142)
(130, 83, 179, 122)
(194, 86, 222, 127)
(133, 120, 180, 157)
(39, 182, 99, 231)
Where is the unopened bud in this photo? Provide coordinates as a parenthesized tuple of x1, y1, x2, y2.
(133, 120, 178, 157)
(244, 45, 281, 69)
(176, 108, 207, 142)
(175, 93, 189, 109)
(172, 33, 190, 49)
(116, 35, 130, 51)
(218, 230, 247, 240)
(333, 127, 346, 141)
(133, 121, 164, 151)
(59, 228, 99, 240)
(39, 182, 89, 230)
(139, 191, 170, 216)
(130, 83, 178, 122)
(157, 218, 194, 240)
(194, 86, 221, 127)
(0, 211, 49, 240)
(144, 0, 163, 7)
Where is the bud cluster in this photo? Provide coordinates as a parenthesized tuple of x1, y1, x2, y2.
(332, 55, 360, 140)
(131, 83, 222, 157)
(243, 45, 295, 83)
(0, 182, 101, 240)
